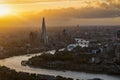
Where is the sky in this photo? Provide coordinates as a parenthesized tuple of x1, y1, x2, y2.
(0, 0, 120, 28)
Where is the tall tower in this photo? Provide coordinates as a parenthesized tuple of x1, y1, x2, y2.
(41, 17, 48, 44)
(115, 30, 120, 61)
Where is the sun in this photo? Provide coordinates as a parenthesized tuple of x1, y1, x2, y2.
(0, 5, 12, 17)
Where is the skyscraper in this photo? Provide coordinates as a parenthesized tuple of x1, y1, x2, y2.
(29, 31, 39, 47)
(41, 17, 48, 44)
(117, 30, 120, 42)
(115, 30, 120, 61)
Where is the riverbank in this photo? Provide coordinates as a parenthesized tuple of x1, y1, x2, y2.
(0, 52, 120, 80)
(0, 48, 50, 60)
(26, 53, 120, 75)
(27, 63, 120, 75)
(0, 66, 105, 80)
(0, 66, 75, 80)
(0, 66, 54, 80)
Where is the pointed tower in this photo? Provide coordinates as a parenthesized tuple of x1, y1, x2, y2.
(41, 17, 48, 44)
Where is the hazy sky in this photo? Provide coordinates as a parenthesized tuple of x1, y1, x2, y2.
(0, 0, 120, 27)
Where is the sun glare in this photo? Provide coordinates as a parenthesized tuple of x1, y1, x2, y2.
(0, 5, 12, 17)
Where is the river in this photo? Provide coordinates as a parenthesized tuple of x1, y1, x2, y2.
(0, 50, 120, 80)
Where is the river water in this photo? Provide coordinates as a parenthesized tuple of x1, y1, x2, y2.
(0, 51, 120, 80)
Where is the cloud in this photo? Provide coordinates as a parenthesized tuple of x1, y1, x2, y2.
(0, 0, 69, 4)
(107, 0, 120, 9)
(1, 7, 120, 27)
(18, 7, 120, 26)
(37, 7, 120, 19)
(84, 0, 120, 9)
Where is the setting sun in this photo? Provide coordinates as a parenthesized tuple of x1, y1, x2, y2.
(0, 5, 12, 16)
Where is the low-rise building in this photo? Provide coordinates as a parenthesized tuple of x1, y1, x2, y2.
(67, 38, 89, 51)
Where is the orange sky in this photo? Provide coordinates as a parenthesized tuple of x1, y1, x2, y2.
(0, 0, 120, 27)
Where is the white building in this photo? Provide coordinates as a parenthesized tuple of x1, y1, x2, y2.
(67, 44, 77, 51)
(67, 38, 89, 51)
(75, 38, 89, 48)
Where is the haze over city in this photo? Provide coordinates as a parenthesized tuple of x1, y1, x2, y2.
(0, 0, 120, 80)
